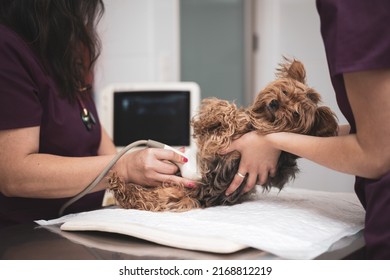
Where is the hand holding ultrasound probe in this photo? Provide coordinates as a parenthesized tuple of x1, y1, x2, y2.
(162, 144, 201, 181)
(59, 139, 201, 216)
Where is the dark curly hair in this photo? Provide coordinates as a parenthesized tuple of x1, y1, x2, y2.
(0, 0, 104, 102)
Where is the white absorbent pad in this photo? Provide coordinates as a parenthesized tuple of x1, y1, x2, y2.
(36, 187, 365, 259)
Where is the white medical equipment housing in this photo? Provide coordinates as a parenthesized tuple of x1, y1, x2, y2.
(99, 82, 201, 149)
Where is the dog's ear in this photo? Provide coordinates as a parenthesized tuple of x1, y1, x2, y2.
(309, 106, 338, 137)
(276, 57, 306, 84)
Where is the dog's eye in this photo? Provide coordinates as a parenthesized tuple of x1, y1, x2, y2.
(268, 99, 279, 110)
(306, 91, 319, 102)
(282, 90, 288, 95)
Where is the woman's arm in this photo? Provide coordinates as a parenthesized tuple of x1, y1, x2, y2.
(0, 126, 194, 199)
(0, 126, 115, 198)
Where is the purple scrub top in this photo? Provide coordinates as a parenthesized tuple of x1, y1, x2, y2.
(317, 0, 390, 259)
(0, 25, 105, 228)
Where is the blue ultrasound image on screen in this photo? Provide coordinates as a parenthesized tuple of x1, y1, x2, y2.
(113, 91, 190, 146)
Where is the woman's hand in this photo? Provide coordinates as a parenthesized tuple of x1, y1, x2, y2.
(221, 131, 281, 195)
(118, 148, 197, 188)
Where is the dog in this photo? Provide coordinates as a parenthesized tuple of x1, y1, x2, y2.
(108, 58, 339, 211)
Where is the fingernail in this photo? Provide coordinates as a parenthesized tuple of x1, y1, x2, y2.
(183, 157, 188, 163)
(187, 182, 195, 188)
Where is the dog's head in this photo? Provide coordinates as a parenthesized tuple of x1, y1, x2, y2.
(248, 58, 338, 137)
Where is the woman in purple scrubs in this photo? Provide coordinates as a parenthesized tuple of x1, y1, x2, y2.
(225, 0, 390, 259)
(0, 0, 194, 228)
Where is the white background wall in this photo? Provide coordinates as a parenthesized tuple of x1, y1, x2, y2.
(94, 0, 180, 111)
(95, 0, 355, 193)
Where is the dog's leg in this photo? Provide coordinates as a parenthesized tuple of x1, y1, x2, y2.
(108, 172, 200, 211)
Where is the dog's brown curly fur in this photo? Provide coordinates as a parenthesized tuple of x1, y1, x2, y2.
(108, 58, 339, 211)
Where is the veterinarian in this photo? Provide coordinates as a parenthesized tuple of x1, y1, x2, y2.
(0, 0, 195, 229)
(224, 0, 390, 259)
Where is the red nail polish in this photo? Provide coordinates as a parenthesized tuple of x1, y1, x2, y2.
(183, 157, 188, 163)
(187, 182, 195, 188)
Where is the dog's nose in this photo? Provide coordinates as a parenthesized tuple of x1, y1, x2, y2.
(268, 99, 279, 111)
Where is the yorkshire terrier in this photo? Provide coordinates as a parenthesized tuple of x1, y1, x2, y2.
(108, 58, 338, 211)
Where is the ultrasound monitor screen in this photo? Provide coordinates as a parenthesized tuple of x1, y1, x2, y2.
(113, 91, 190, 147)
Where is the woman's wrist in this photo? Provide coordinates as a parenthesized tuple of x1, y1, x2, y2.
(111, 153, 129, 183)
(264, 132, 281, 149)
(265, 131, 295, 153)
